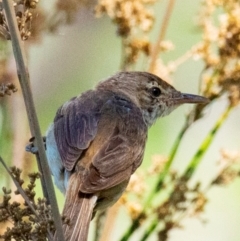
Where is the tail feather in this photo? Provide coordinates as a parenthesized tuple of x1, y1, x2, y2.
(66, 193, 97, 241)
(55, 173, 97, 241)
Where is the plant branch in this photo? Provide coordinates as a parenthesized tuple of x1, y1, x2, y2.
(0, 156, 53, 240)
(0, 156, 39, 218)
(149, 0, 176, 73)
(2, 0, 65, 240)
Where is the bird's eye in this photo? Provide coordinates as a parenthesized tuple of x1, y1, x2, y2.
(150, 87, 161, 97)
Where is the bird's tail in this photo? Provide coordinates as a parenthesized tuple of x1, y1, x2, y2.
(54, 173, 97, 241)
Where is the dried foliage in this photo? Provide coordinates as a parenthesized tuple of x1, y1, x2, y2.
(0, 0, 41, 41)
(95, 0, 156, 37)
(0, 82, 17, 97)
(212, 149, 240, 186)
(0, 167, 55, 241)
(196, 0, 240, 107)
(95, 0, 156, 67)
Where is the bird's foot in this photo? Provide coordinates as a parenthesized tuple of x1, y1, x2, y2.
(25, 136, 46, 154)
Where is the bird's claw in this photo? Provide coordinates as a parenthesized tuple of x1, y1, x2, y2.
(25, 136, 46, 154)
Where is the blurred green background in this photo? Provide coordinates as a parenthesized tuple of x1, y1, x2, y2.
(2, 0, 240, 240)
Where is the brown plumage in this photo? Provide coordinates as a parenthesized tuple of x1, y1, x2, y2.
(46, 71, 208, 241)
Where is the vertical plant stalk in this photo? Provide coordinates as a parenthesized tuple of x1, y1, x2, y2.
(2, 0, 65, 240)
(148, 0, 176, 73)
(138, 104, 233, 241)
(99, 201, 122, 241)
(184, 104, 233, 179)
(139, 219, 158, 241)
(120, 39, 127, 71)
(146, 122, 189, 203)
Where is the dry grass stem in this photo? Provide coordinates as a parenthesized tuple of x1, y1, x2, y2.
(149, 0, 176, 73)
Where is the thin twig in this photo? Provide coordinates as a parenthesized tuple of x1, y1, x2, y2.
(148, 0, 176, 73)
(2, 1, 65, 240)
(0, 155, 54, 240)
(120, 39, 130, 71)
(0, 156, 38, 217)
(0, 156, 54, 240)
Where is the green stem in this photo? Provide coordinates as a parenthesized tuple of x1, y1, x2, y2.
(139, 220, 158, 241)
(146, 123, 189, 205)
(184, 104, 232, 179)
(139, 104, 233, 241)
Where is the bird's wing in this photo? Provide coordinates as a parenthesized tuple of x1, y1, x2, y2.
(79, 96, 147, 193)
(54, 91, 147, 191)
(53, 90, 101, 171)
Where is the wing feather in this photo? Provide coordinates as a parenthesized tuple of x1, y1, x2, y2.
(53, 90, 147, 193)
(53, 90, 101, 171)
(79, 96, 147, 193)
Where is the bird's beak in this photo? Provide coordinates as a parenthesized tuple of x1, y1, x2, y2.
(173, 93, 209, 105)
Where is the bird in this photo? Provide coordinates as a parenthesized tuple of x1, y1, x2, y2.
(45, 71, 208, 241)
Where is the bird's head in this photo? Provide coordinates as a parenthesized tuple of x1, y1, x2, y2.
(97, 71, 209, 126)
